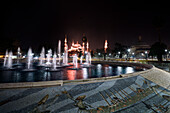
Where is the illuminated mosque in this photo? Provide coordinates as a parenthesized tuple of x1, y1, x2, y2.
(67, 34, 90, 56)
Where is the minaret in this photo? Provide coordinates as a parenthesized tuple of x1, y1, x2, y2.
(82, 33, 87, 55)
(63, 35, 68, 65)
(64, 35, 68, 51)
(104, 40, 108, 53)
(82, 42, 85, 55)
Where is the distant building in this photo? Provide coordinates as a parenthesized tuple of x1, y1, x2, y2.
(68, 42, 83, 56)
(130, 36, 150, 59)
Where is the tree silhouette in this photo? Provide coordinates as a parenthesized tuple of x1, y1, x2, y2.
(113, 43, 127, 58)
(149, 42, 167, 62)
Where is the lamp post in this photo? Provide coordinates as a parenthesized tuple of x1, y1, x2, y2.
(132, 52, 135, 60)
(145, 51, 148, 61)
(165, 49, 167, 61)
(127, 49, 130, 61)
(118, 51, 121, 59)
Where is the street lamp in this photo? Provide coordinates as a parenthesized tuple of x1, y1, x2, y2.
(165, 49, 168, 61)
(127, 49, 130, 60)
(118, 51, 121, 58)
(145, 51, 148, 60)
(127, 49, 130, 53)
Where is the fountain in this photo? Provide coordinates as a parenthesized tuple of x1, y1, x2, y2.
(58, 40, 61, 65)
(72, 54, 78, 68)
(39, 47, 45, 66)
(17, 47, 21, 64)
(82, 52, 93, 67)
(74, 54, 78, 68)
(3, 50, 8, 67)
(46, 49, 52, 66)
(86, 53, 89, 64)
(7, 51, 13, 69)
(22, 48, 36, 71)
(80, 56, 83, 64)
(27, 48, 33, 69)
(48, 52, 61, 71)
(89, 53, 91, 65)
(53, 52, 57, 69)
(62, 36, 69, 66)
(68, 54, 80, 70)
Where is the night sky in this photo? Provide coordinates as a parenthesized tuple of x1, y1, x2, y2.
(3, 1, 170, 50)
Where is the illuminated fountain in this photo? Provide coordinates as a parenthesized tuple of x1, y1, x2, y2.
(3, 50, 8, 67)
(27, 48, 33, 69)
(68, 54, 80, 70)
(62, 36, 69, 66)
(0, 37, 145, 83)
(73, 54, 78, 68)
(85, 53, 89, 64)
(80, 56, 83, 64)
(17, 47, 21, 64)
(89, 53, 91, 65)
(49, 52, 60, 71)
(82, 52, 92, 67)
(53, 52, 57, 69)
(46, 49, 52, 66)
(39, 47, 45, 66)
(7, 51, 13, 69)
(22, 48, 36, 71)
(58, 40, 61, 65)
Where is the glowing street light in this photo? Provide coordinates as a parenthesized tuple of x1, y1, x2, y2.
(145, 51, 148, 60)
(127, 49, 130, 53)
(165, 49, 168, 61)
(127, 48, 130, 60)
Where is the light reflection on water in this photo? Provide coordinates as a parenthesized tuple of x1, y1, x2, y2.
(82, 68, 88, 79)
(125, 67, 134, 74)
(0, 64, 141, 83)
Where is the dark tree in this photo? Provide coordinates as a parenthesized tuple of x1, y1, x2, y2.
(113, 43, 127, 58)
(149, 42, 167, 62)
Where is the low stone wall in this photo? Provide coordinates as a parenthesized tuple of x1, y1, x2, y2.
(92, 61, 153, 69)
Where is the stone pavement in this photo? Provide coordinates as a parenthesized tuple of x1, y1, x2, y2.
(0, 67, 169, 113)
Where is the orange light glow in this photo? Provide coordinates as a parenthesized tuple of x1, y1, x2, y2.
(104, 40, 108, 53)
(0, 55, 4, 58)
(64, 35, 68, 51)
(67, 70, 76, 80)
